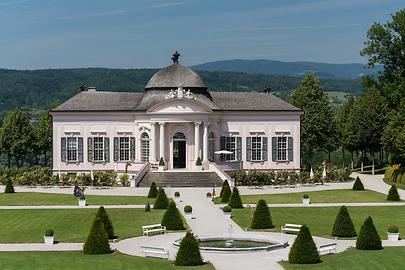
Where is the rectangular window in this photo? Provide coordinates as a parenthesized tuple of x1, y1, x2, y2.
(251, 137, 262, 161)
(225, 137, 237, 161)
(93, 137, 104, 162)
(67, 137, 78, 162)
(119, 137, 130, 161)
(277, 137, 287, 161)
(141, 139, 150, 162)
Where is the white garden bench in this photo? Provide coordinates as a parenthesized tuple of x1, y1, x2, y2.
(142, 224, 166, 236)
(141, 245, 169, 259)
(281, 224, 302, 234)
(319, 242, 337, 255)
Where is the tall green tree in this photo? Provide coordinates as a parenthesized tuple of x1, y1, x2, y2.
(382, 99, 405, 164)
(292, 74, 337, 165)
(34, 110, 53, 166)
(361, 9, 405, 107)
(0, 109, 33, 167)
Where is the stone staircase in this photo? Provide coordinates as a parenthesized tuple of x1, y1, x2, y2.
(137, 171, 223, 187)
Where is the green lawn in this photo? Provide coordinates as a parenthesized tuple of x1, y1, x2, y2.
(0, 192, 152, 205)
(280, 247, 405, 270)
(236, 189, 389, 204)
(0, 251, 215, 270)
(0, 208, 166, 243)
(232, 206, 405, 239)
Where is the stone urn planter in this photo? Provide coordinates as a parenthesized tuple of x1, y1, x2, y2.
(184, 205, 192, 219)
(302, 194, 310, 205)
(387, 225, 399, 241)
(174, 191, 181, 201)
(78, 197, 86, 207)
(158, 157, 165, 171)
(195, 157, 203, 171)
(43, 229, 54, 245)
(223, 206, 232, 218)
(206, 192, 212, 202)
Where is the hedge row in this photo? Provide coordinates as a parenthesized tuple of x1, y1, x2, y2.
(384, 165, 405, 185)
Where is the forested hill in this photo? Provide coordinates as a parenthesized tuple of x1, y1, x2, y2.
(0, 68, 363, 118)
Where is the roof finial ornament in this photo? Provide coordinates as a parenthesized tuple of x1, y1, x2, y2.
(171, 50, 180, 63)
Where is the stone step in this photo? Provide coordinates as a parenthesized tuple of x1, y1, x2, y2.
(138, 171, 223, 187)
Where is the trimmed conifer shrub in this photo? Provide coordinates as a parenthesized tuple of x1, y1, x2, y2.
(161, 200, 185, 230)
(352, 177, 365, 190)
(251, 199, 274, 229)
(154, 187, 169, 209)
(387, 185, 400, 201)
(332, 206, 357, 237)
(228, 187, 243, 208)
(5, 179, 15, 193)
(288, 225, 320, 264)
(356, 216, 382, 250)
(83, 218, 112, 255)
(147, 182, 158, 198)
(220, 180, 230, 198)
(145, 202, 151, 212)
(175, 231, 204, 266)
(95, 206, 115, 239)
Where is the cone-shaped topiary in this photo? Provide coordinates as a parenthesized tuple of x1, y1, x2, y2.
(83, 218, 112, 255)
(5, 179, 15, 193)
(352, 177, 365, 191)
(228, 187, 243, 208)
(161, 200, 185, 230)
(356, 216, 382, 250)
(95, 206, 115, 239)
(288, 225, 321, 264)
(220, 183, 231, 203)
(251, 199, 274, 229)
(147, 182, 158, 198)
(332, 206, 357, 237)
(220, 180, 230, 198)
(387, 185, 400, 201)
(154, 187, 169, 209)
(175, 231, 204, 266)
(145, 202, 151, 212)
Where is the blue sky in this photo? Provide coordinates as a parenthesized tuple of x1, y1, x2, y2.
(0, 0, 403, 69)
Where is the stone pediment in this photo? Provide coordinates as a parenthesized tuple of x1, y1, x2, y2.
(147, 98, 212, 114)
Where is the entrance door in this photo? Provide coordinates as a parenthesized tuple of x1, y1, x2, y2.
(173, 132, 186, 169)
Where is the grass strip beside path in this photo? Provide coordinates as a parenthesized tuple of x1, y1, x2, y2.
(280, 247, 405, 270)
(0, 208, 165, 243)
(0, 192, 152, 206)
(232, 206, 405, 239)
(0, 251, 215, 270)
(213, 189, 389, 204)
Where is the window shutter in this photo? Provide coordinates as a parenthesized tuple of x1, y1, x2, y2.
(263, 137, 268, 161)
(61, 137, 67, 162)
(271, 137, 277, 161)
(236, 137, 242, 161)
(78, 137, 83, 162)
(87, 137, 93, 162)
(288, 137, 293, 161)
(130, 137, 136, 161)
(220, 136, 225, 161)
(246, 137, 252, 161)
(113, 137, 119, 162)
(104, 137, 110, 162)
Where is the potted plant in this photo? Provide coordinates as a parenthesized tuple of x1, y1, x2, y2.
(158, 157, 165, 171)
(302, 194, 310, 205)
(78, 195, 86, 207)
(184, 205, 192, 219)
(44, 229, 54, 245)
(206, 192, 212, 202)
(387, 225, 399, 241)
(223, 205, 232, 218)
(174, 191, 180, 200)
(195, 157, 203, 171)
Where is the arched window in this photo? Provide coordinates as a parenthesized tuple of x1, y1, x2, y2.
(208, 132, 215, 161)
(140, 133, 150, 162)
(173, 132, 186, 140)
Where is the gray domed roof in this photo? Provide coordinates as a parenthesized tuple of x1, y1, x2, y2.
(145, 63, 207, 90)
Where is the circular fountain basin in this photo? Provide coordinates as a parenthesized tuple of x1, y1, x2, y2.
(173, 235, 288, 252)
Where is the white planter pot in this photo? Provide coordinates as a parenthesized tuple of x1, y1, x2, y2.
(388, 232, 399, 241)
(185, 212, 192, 219)
(224, 212, 232, 218)
(174, 196, 181, 201)
(206, 196, 212, 202)
(302, 198, 310, 205)
(44, 236, 54, 245)
(158, 166, 165, 171)
(78, 199, 86, 207)
(129, 180, 136, 188)
(195, 165, 203, 171)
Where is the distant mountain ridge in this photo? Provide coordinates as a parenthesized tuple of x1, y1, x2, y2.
(192, 59, 383, 79)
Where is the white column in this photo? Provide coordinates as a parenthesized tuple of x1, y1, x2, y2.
(150, 122, 156, 162)
(203, 122, 208, 162)
(194, 122, 200, 161)
(159, 122, 165, 160)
